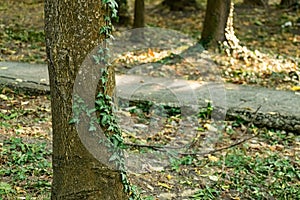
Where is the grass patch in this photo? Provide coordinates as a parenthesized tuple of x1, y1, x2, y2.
(0, 137, 52, 199)
(4, 27, 45, 43)
(208, 148, 300, 199)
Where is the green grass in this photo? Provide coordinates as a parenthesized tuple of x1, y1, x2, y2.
(1, 107, 299, 199)
(4, 28, 45, 43)
(190, 146, 300, 199)
(0, 137, 52, 199)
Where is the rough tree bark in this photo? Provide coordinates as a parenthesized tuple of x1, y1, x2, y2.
(200, 0, 231, 48)
(44, 1, 127, 199)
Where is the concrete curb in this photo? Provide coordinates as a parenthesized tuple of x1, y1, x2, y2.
(0, 61, 299, 133)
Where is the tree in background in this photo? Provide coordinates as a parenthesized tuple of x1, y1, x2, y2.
(243, 0, 269, 7)
(131, 0, 145, 41)
(162, 0, 198, 11)
(116, 0, 131, 25)
(280, 0, 299, 8)
(133, 0, 145, 28)
(44, 0, 127, 199)
(200, 0, 231, 48)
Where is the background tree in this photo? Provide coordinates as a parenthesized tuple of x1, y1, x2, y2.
(133, 0, 145, 29)
(200, 0, 231, 48)
(44, 1, 127, 199)
(162, 0, 198, 11)
(243, 0, 269, 7)
(280, 0, 299, 8)
(131, 0, 145, 41)
(115, 0, 130, 25)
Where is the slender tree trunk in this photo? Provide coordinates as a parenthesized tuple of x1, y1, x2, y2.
(133, 0, 145, 28)
(280, 0, 299, 7)
(200, 0, 231, 48)
(115, 0, 130, 25)
(44, 1, 127, 199)
(243, 0, 269, 7)
(131, 0, 145, 41)
(162, 0, 198, 11)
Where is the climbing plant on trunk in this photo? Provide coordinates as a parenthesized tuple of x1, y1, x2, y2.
(45, 0, 139, 199)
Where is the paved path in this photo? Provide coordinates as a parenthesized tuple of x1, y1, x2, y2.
(0, 61, 299, 133)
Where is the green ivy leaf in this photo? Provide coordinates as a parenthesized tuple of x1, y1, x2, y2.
(69, 118, 79, 124)
(89, 125, 96, 132)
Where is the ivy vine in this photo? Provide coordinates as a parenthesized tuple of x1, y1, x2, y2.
(71, 0, 141, 199)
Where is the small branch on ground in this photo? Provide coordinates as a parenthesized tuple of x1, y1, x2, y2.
(123, 106, 262, 157)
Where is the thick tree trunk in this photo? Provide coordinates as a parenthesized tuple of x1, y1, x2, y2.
(44, 1, 127, 199)
(162, 0, 198, 11)
(200, 0, 231, 48)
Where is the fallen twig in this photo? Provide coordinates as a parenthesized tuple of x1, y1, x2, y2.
(123, 142, 183, 151)
(182, 105, 262, 156)
(123, 105, 262, 157)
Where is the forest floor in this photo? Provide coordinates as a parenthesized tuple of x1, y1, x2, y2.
(0, 0, 299, 199)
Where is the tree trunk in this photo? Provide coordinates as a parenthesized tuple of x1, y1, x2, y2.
(44, 1, 127, 199)
(131, 0, 145, 41)
(115, 0, 130, 25)
(162, 0, 198, 11)
(280, 0, 299, 7)
(133, 0, 145, 28)
(243, 0, 269, 7)
(200, 0, 231, 48)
